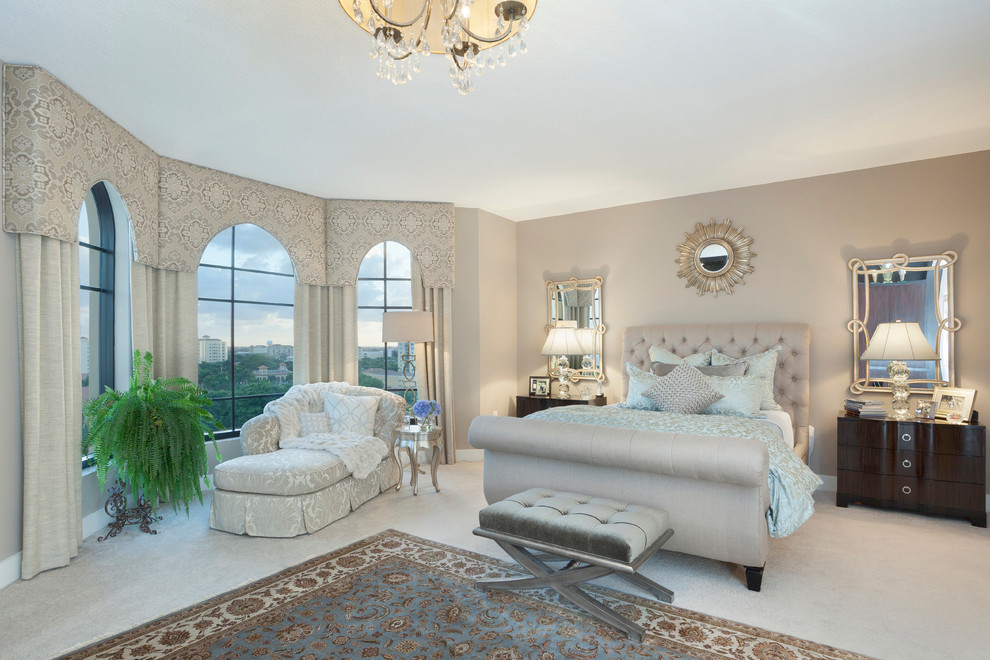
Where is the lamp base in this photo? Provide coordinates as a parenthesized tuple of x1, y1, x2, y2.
(889, 360, 912, 420)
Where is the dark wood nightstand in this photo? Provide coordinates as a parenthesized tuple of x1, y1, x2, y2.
(836, 413, 986, 527)
(515, 395, 606, 418)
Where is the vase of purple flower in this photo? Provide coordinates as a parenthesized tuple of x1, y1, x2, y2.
(412, 399, 442, 431)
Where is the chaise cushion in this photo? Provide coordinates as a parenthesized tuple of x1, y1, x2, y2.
(213, 448, 349, 496)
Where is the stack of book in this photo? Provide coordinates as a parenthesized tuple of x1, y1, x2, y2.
(844, 399, 887, 418)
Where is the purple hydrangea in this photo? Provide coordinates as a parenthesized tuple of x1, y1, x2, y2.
(412, 399, 442, 418)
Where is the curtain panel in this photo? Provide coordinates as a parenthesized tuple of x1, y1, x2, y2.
(131, 263, 198, 382)
(16, 233, 82, 579)
(411, 261, 455, 464)
(293, 283, 358, 386)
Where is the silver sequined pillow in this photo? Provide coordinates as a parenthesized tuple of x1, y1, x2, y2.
(643, 363, 724, 414)
(297, 411, 332, 437)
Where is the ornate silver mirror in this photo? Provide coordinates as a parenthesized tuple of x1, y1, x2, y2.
(676, 219, 755, 296)
(847, 251, 959, 394)
(546, 276, 605, 384)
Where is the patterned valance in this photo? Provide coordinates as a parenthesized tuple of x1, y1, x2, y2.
(2, 66, 159, 265)
(3, 65, 455, 288)
(326, 200, 455, 288)
(158, 159, 327, 285)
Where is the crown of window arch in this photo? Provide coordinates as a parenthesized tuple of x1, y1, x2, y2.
(2, 66, 455, 290)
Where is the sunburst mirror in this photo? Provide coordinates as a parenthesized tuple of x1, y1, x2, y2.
(675, 219, 755, 297)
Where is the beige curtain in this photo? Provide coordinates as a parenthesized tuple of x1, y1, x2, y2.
(131, 263, 198, 382)
(293, 282, 357, 385)
(411, 261, 455, 463)
(16, 234, 82, 579)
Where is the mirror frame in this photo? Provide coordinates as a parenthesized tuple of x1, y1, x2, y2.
(847, 251, 959, 395)
(676, 219, 755, 297)
(546, 276, 606, 383)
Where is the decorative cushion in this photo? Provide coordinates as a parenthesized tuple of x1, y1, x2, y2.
(623, 363, 662, 410)
(324, 391, 379, 435)
(478, 488, 669, 563)
(650, 362, 746, 378)
(298, 411, 332, 436)
(648, 345, 711, 366)
(710, 346, 783, 411)
(703, 375, 766, 418)
(642, 363, 724, 414)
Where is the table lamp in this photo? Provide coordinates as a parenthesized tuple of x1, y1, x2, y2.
(860, 319, 939, 419)
(540, 321, 592, 399)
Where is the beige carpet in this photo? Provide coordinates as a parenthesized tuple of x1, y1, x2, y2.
(0, 462, 988, 659)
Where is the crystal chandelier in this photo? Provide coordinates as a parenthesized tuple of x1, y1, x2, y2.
(339, 0, 536, 94)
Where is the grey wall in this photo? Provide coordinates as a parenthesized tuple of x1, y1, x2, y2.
(515, 150, 990, 486)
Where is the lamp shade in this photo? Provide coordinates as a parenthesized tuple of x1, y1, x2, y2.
(382, 311, 434, 343)
(861, 320, 939, 361)
(540, 321, 591, 356)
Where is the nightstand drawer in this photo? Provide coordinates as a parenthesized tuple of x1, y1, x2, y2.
(837, 417, 985, 456)
(838, 470, 985, 517)
(837, 446, 985, 484)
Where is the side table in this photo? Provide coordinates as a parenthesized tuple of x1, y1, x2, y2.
(394, 425, 443, 496)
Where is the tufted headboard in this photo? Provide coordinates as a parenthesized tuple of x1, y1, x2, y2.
(621, 323, 812, 462)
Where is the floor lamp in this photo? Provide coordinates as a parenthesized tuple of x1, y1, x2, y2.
(382, 311, 435, 408)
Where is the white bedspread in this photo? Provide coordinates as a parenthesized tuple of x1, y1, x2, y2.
(280, 432, 388, 480)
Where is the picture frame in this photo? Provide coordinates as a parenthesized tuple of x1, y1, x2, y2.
(931, 386, 977, 423)
(915, 399, 936, 420)
(529, 376, 550, 397)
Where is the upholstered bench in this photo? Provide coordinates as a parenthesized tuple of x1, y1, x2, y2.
(473, 488, 674, 642)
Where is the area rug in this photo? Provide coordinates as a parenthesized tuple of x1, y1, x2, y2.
(60, 529, 869, 659)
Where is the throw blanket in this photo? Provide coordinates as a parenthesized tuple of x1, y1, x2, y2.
(280, 432, 388, 480)
(528, 406, 824, 537)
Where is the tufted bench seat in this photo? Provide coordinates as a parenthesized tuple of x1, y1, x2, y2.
(473, 488, 674, 641)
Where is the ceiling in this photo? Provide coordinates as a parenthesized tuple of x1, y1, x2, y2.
(1, 1, 989, 221)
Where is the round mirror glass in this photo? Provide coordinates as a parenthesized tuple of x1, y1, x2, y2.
(698, 242, 730, 273)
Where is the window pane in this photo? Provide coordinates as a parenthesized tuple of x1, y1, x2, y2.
(234, 395, 281, 430)
(201, 227, 232, 267)
(385, 241, 411, 278)
(358, 308, 383, 348)
(80, 290, 101, 402)
(235, 303, 293, 347)
(204, 398, 232, 435)
(233, 224, 293, 274)
(358, 243, 384, 278)
(198, 265, 231, 299)
(358, 344, 385, 390)
(198, 300, 233, 346)
(79, 245, 97, 288)
(357, 280, 384, 307)
(386, 280, 412, 308)
(234, 270, 294, 304)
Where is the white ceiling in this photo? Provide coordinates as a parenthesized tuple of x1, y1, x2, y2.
(1, 1, 989, 221)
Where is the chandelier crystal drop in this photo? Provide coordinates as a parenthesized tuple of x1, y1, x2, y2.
(340, 0, 535, 94)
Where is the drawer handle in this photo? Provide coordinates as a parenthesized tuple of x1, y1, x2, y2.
(902, 459, 912, 468)
(901, 433, 912, 443)
(901, 485, 912, 495)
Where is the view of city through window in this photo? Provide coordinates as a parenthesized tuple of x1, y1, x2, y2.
(197, 224, 294, 435)
(357, 241, 415, 405)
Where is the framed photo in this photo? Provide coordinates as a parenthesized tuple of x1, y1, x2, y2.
(931, 386, 977, 423)
(529, 376, 550, 397)
(915, 399, 936, 420)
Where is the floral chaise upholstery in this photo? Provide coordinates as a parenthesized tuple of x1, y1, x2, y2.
(209, 383, 406, 537)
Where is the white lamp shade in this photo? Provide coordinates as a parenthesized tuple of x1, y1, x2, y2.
(540, 321, 590, 356)
(382, 311, 434, 343)
(861, 320, 939, 361)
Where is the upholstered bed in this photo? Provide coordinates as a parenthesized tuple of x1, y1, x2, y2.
(468, 322, 819, 591)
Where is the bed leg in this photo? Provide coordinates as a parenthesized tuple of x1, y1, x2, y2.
(744, 565, 764, 592)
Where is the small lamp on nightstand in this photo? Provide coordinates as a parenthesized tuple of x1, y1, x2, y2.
(860, 319, 939, 420)
(540, 321, 593, 400)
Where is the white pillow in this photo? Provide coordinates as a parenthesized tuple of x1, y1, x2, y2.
(622, 362, 662, 410)
(297, 411, 332, 436)
(648, 345, 711, 366)
(643, 363, 724, 414)
(324, 392, 379, 436)
(710, 346, 783, 411)
(703, 375, 766, 418)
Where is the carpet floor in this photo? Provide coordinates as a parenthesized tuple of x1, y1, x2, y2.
(58, 530, 869, 660)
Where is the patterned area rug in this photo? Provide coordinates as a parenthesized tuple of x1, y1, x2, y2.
(60, 530, 869, 659)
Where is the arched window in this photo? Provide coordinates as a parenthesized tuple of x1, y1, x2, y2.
(79, 181, 133, 463)
(197, 224, 294, 436)
(357, 241, 414, 404)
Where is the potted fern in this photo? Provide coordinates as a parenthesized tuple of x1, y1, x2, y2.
(83, 351, 221, 538)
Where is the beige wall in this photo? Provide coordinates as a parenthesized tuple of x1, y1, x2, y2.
(0, 229, 22, 565)
(515, 150, 990, 484)
(452, 208, 518, 452)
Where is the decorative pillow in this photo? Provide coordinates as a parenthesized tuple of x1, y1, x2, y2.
(710, 346, 783, 411)
(703, 375, 766, 418)
(651, 362, 746, 378)
(297, 411, 332, 437)
(642, 363, 724, 414)
(648, 345, 711, 366)
(323, 392, 379, 436)
(623, 362, 662, 410)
